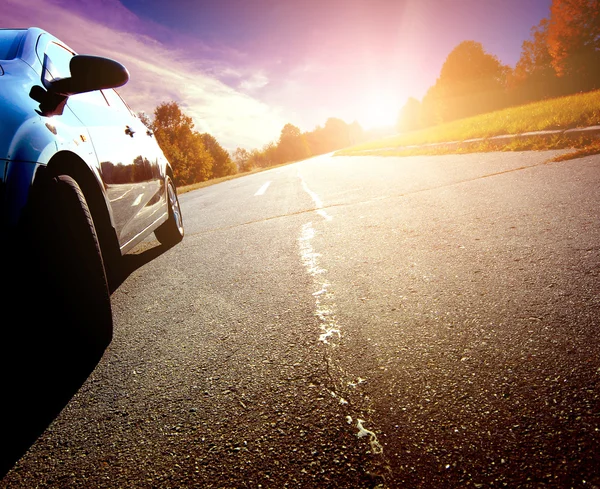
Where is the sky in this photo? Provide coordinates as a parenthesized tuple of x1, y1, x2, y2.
(4, 0, 552, 150)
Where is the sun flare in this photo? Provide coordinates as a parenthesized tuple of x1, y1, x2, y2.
(360, 93, 401, 130)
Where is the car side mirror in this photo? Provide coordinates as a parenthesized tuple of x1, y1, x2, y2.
(46, 55, 129, 96)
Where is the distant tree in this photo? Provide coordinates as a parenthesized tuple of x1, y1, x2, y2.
(304, 125, 327, 155)
(547, 0, 600, 92)
(323, 118, 352, 149)
(304, 118, 360, 155)
(247, 149, 263, 169)
(232, 147, 251, 172)
(420, 83, 444, 127)
(151, 101, 214, 185)
(276, 123, 310, 163)
(200, 133, 237, 178)
(396, 97, 422, 132)
(348, 121, 364, 145)
(262, 142, 280, 167)
(242, 142, 277, 169)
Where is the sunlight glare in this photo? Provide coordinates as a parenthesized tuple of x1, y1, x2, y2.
(360, 93, 400, 130)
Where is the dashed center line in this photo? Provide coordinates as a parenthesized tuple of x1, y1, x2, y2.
(254, 181, 271, 196)
(298, 172, 332, 221)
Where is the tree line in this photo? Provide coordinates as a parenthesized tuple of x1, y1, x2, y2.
(141, 102, 366, 186)
(398, 0, 600, 131)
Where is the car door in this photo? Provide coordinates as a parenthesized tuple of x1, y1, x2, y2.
(40, 40, 162, 249)
(94, 88, 163, 248)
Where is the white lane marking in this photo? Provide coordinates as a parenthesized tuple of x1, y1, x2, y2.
(298, 172, 332, 221)
(254, 181, 271, 196)
(298, 222, 340, 344)
(301, 178, 323, 207)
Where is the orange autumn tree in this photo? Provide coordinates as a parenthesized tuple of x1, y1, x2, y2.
(421, 41, 510, 124)
(509, 18, 560, 103)
(547, 0, 600, 92)
(151, 101, 214, 185)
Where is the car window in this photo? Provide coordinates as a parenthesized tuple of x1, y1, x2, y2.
(0, 29, 25, 60)
(44, 41, 74, 79)
(102, 89, 134, 116)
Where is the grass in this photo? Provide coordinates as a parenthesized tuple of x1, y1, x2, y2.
(550, 139, 600, 162)
(339, 133, 600, 161)
(336, 90, 600, 157)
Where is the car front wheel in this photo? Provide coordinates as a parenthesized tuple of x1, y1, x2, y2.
(43, 174, 114, 355)
(154, 176, 184, 247)
(0, 174, 113, 475)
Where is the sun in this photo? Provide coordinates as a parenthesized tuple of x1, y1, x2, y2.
(360, 93, 400, 130)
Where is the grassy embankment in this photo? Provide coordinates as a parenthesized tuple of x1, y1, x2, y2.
(336, 89, 600, 161)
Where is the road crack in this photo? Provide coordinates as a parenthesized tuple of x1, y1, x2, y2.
(296, 218, 392, 487)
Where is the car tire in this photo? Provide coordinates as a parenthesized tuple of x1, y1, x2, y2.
(154, 176, 184, 247)
(0, 174, 113, 476)
(42, 174, 113, 358)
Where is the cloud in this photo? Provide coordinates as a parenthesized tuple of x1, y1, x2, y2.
(239, 72, 269, 93)
(4, 0, 286, 149)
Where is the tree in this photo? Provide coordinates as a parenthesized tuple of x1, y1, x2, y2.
(322, 118, 352, 150)
(420, 84, 444, 127)
(396, 97, 422, 132)
(547, 0, 600, 92)
(276, 123, 310, 163)
(232, 147, 251, 172)
(262, 142, 280, 167)
(151, 101, 214, 185)
(200, 133, 237, 178)
(424, 41, 510, 123)
(304, 125, 327, 155)
(509, 18, 560, 103)
(348, 121, 364, 146)
(305, 118, 354, 154)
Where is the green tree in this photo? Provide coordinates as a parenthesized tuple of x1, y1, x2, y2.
(151, 101, 214, 185)
(200, 133, 237, 178)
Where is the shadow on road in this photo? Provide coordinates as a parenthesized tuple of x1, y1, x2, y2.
(0, 240, 170, 479)
(108, 241, 170, 294)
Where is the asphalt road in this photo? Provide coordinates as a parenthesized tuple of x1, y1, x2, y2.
(2, 150, 599, 488)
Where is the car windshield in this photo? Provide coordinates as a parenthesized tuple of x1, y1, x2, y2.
(0, 29, 26, 60)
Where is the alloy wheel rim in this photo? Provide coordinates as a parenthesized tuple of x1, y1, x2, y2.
(168, 182, 184, 235)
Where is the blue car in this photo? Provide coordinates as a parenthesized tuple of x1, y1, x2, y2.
(0, 27, 184, 348)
